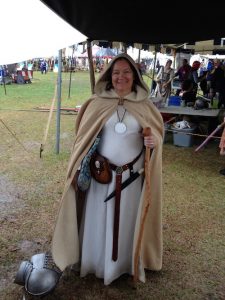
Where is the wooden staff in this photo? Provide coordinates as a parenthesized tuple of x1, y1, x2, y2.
(164, 116, 176, 124)
(87, 39, 95, 94)
(40, 84, 57, 158)
(133, 127, 152, 282)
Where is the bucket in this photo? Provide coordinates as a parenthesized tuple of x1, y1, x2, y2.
(172, 125, 197, 147)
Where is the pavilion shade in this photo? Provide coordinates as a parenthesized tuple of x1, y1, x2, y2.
(41, 0, 225, 44)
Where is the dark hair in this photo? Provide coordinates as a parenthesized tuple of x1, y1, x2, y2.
(105, 57, 140, 92)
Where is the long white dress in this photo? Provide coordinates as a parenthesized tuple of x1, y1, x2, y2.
(79, 106, 144, 285)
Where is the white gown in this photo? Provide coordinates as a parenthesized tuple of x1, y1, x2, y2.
(79, 106, 144, 285)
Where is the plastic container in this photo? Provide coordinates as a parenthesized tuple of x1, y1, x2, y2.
(168, 96, 181, 106)
(172, 126, 197, 147)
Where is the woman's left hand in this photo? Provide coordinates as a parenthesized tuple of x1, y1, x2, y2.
(144, 135, 155, 148)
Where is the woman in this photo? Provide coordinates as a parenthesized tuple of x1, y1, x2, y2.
(211, 59, 225, 109)
(51, 53, 164, 285)
(189, 60, 201, 99)
(155, 59, 174, 103)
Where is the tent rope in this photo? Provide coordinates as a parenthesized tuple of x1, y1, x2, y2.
(0, 119, 29, 153)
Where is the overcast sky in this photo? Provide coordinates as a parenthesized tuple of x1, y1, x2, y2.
(0, 0, 87, 64)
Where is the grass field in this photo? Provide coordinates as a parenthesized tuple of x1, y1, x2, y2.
(0, 71, 225, 299)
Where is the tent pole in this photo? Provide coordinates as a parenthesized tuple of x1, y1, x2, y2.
(138, 48, 141, 63)
(56, 49, 62, 154)
(150, 45, 157, 93)
(3, 76, 7, 95)
(172, 48, 176, 69)
(68, 45, 75, 99)
(87, 39, 95, 94)
(124, 43, 127, 54)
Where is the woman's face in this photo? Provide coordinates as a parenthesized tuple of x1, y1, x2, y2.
(111, 59, 134, 97)
(166, 60, 172, 68)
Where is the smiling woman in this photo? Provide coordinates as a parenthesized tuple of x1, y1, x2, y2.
(51, 52, 164, 286)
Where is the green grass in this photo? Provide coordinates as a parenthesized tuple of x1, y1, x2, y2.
(0, 71, 93, 110)
(0, 71, 225, 299)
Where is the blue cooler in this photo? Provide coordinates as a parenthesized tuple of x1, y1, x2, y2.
(168, 96, 181, 106)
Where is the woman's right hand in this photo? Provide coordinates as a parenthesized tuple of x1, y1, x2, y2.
(144, 135, 155, 149)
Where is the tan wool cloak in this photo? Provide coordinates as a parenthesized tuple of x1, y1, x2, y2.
(51, 53, 164, 281)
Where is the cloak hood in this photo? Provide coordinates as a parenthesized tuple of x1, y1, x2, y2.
(94, 53, 150, 102)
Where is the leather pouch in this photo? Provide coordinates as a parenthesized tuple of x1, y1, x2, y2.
(90, 152, 112, 184)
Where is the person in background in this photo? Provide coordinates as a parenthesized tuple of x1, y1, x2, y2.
(40, 60, 47, 74)
(188, 60, 201, 99)
(207, 59, 214, 72)
(210, 59, 225, 109)
(22, 63, 28, 72)
(179, 79, 196, 106)
(199, 59, 207, 76)
(174, 58, 192, 96)
(155, 59, 161, 74)
(136, 62, 143, 76)
(51, 53, 164, 285)
(140, 60, 146, 75)
(219, 117, 225, 176)
(199, 70, 209, 98)
(155, 59, 174, 102)
(204, 60, 215, 102)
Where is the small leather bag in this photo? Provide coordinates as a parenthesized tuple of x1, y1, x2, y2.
(90, 152, 112, 184)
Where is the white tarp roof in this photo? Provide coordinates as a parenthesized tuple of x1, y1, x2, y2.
(127, 47, 154, 61)
(0, 0, 87, 65)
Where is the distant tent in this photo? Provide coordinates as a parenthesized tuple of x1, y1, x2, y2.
(95, 48, 116, 58)
(79, 45, 100, 58)
(79, 46, 118, 58)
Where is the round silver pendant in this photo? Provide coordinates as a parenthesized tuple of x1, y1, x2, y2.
(114, 122, 127, 134)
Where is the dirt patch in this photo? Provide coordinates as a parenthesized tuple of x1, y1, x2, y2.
(23, 140, 40, 151)
(0, 175, 24, 293)
(0, 175, 25, 220)
(0, 175, 43, 294)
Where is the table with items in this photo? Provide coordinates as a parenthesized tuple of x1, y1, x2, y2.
(158, 106, 221, 147)
(158, 106, 220, 118)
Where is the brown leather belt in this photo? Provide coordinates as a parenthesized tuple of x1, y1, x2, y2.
(109, 149, 143, 261)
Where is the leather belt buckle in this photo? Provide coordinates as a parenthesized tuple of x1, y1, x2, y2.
(115, 166, 123, 174)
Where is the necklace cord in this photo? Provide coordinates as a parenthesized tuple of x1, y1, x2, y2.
(116, 108, 126, 123)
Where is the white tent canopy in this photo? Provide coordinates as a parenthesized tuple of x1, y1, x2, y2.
(0, 0, 87, 65)
(126, 47, 154, 61)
